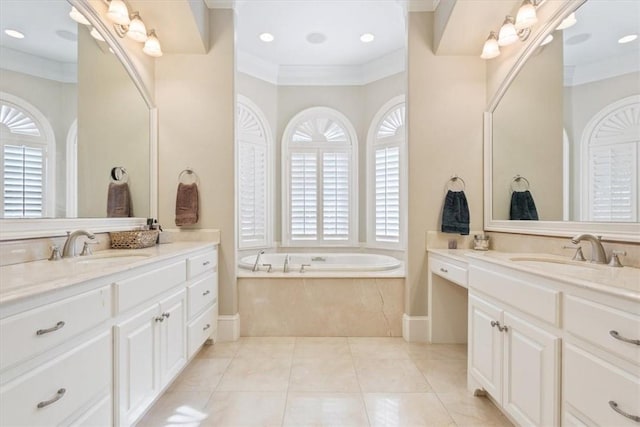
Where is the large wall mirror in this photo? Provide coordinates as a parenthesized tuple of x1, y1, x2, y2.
(0, 0, 152, 231)
(485, 0, 640, 241)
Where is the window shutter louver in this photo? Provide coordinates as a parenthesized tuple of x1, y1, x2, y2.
(375, 146, 400, 242)
(3, 144, 44, 217)
(238, 141, 267, 245)
(323, 151, 350, 240)
(290, 152, 318, 240)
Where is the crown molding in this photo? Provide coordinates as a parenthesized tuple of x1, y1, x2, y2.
(564, 52, 640, 87)
(0, 47, 77, 83)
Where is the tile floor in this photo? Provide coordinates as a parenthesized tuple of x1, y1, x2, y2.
(138, 337, 513, 427)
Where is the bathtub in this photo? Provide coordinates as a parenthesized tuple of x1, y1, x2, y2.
(238, 252, 403, 277)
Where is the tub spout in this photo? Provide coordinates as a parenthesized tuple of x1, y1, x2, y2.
(252, 250, 265, 272)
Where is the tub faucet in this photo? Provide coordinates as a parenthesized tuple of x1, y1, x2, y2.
(252, 250, 265, 272)
(62, 230, 95, 258)
(283, 254, 290, 273)
(570, 233, 607, 264)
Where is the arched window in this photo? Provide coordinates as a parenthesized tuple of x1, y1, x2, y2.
(0, 93, 55, 218)
(581, 95, 639, 222)
(282, 107, 358, 245)
(236, 96, 273, 248)
(367, 96, 406, 248)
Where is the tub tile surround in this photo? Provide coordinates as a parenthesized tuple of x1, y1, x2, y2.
(140, 337, 512, 426)
(238, 277, 404, 336)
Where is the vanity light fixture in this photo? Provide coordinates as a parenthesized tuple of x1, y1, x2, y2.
(481, 0, 543, 59)
(515, 0, 538, 30)
(480, 31, 500, 59)
(107, 0, 130, 26)
(498, 16, 519, 46)
(360, 33, 375, 43)
(90, 26, 105, 42)
(618, 34, 638, 44)
(259, 32, 274, 42)
(100, 3, 163, 58)
(143, 30, 163, 57)
(4, 29, 25, 39)
(541, 33, 554, 46)
(69, 7, 91, 26)
(125, 12, 147, 42)
(556, 12, 576, 30)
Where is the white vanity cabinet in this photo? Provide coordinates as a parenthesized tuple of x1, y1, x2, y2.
(468, 264, 561, 427)
(186, 247, 218, 358)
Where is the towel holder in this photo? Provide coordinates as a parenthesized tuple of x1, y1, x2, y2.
(446, 175, 466, 192)
(510, 175, 530, 192)
(178, 168, 199, 185)
(110, 166, 128, 183)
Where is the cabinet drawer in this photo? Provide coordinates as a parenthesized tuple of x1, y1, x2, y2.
(188, 304, 217, 358)
(187, 249, 217, 279)
(564, 343, 640, 426)
(0, 286, 111, 371)
(0, 332, 111, 427)
(430, 257, 467, 287)
(565, 295, 640, 366)
(115, 260, 186, 313)
(187, 273, 217, 319)
(68, 394, 111, 427)
(469, 265, 560, 326)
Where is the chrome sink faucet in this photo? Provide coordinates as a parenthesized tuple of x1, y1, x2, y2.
(252, 250, 265, 272)
(570, 233, 607, 264)
(283, 254, 290, 273)
(62, 230, 95, 258)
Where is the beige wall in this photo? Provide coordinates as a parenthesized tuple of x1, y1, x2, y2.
(77, 28, 150, 218)
(407, 12, 485, 315)
(492, 34, 564, 221)
(156, 9, 236, 315)
(0, 69, 76, 217)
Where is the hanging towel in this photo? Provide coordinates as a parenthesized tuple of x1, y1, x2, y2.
(510, 190, 539, 220)
(107, 182, 133, 217)
(441, 190, 470, 235)
(175, 182, 199, 226)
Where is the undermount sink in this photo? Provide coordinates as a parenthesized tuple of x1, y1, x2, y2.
(74, 252, 151, 265)
(509, 256, 603, 273)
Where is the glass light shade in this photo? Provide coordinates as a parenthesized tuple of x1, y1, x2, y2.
(557, 13, 577, 30)
(90, 27, 105, 42)
(515, 0, 538, 30)
(107, 0, 130, 26)
(541, 34, 554, 46)
(498, 16, 518, 46)
(69, 7, 91, 26)
(480, 32, 500, 59)
(143, 30, 163, 57)
(126, 13, 147, 42)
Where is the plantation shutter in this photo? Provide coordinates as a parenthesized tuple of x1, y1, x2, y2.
(3, 144, 44, 218)
(322, 151, 350, 240)
(290, 151, 317, 240)
(375, 146, 400, 241)
(238, 141, 267, 245)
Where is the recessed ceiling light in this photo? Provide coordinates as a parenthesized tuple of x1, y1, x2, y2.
(4, 29, 25, 39)
(541, 34, 553, 46)
(618, 34, 638, 44)
(360, 33, 375, 43)
(306, 32, 326, 44)
(259, 32, 274, 43)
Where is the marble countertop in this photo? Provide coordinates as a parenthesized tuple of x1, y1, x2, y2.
(0, 242, 216, 306)
(428, 248, 640, 302)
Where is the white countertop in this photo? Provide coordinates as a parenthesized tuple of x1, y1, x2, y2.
(428, 248, 640, 302)
(0, 242, 216, 306)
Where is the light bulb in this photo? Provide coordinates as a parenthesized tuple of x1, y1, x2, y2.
(126, 12, 147, 42)
(69, 7, 91, 26)
(498, 16, 518, 46)
(557, 13, 576, 31)
(515, 0, 538, 30)
(480, 31, 500, 59)
(107, 0, 130, 26)
(143, 30, 163, 57)
(90, 27, 105, 42)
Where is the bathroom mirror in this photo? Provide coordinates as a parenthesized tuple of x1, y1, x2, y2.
(486, 0, 640, 241)
(0, 0, 151, 222)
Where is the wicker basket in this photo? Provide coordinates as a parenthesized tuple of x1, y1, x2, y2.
(110, 230, 159, 249)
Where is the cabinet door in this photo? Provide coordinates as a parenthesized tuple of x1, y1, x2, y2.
(502, 312, 560, 427)
(115, 304, 159, 427)
(159, 289, 187, 387)
(468, 294, 503, 401)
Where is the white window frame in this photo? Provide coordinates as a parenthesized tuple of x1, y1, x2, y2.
(366, 96, 407, 250)
(236, 95, 274, 249)
(0, 92, 56, 218)
(282, 107, 358, 247)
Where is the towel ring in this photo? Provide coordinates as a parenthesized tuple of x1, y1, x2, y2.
(510, 175, 530, 192)
(110, 167, 128, 183)
(179, 168, 199, 185)
(446, 175, 466, 192)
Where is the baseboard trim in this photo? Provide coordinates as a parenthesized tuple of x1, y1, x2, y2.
(217, 313, 240, 342)
(402, 313, 429, 342)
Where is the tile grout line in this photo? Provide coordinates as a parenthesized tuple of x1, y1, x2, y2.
(280, 337, 297, 427)
(349, 337, 374, 427)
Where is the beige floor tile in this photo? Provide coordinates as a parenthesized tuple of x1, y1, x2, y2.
(405, 343, 467, 360)
(348, 337, 409, 359)
(137, 391, 213, 427)
(216, 357, 292, 392)
(355, 358, 432, 392)
(294, 337, 352, 359)
(168, 358, 232, 392)
(438, 391, 514, 426)
(363, 393, 456, 427)
(236, 337, 296, 359)
(413, 359, 467, 393)
(201, 391, 287, 427)
(197, 341, 242, 359)
(283, 392, 370, 427)
(289, 357, 360, 392)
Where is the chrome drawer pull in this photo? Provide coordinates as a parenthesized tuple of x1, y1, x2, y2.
(203, 261, 211, 266)
(609, 400, 640, 422)
(202, 290, 211, 297)
(203, 323, 211, 331)
(490, 321, 508, 332)
(610, 330, 640, 346)
(155, 316, 164, 322)
(37, 388, 66, 409)
(162, 312, 171, 319)
(36, 321, 65, 336)
(440, 268, 448, 273)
